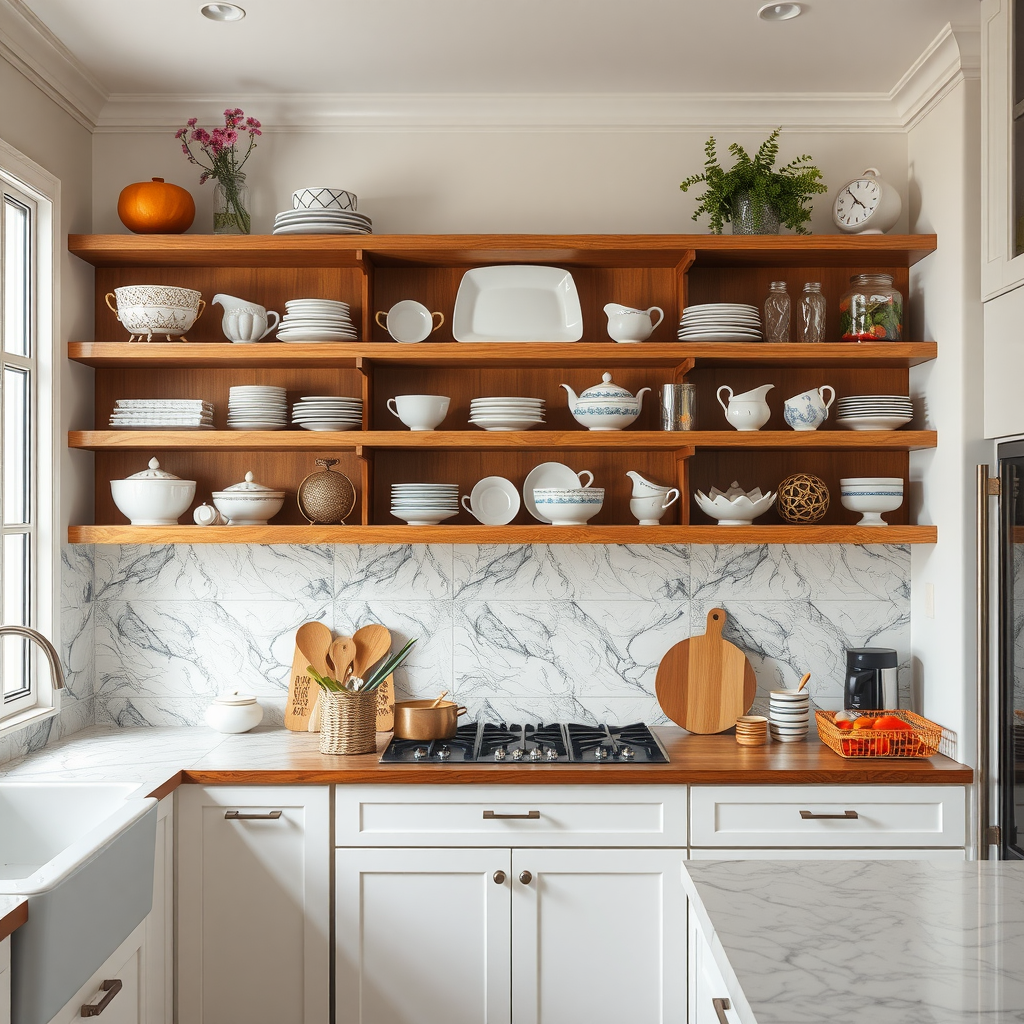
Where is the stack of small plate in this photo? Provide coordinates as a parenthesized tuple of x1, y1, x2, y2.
(272, 209, 372, 235)
(734, 715, 768, 747)
(769, 688, 810, 743)
(277, 299, 358, 343)
(109, 398, 213, 429)
(227, 385, 287, 430)
(835, 395, 913, 431)
(677, 303, 763, 342)
(469, 396, 545, 432)
(390, 483, 459, 526)
(291, 396, 363, 432)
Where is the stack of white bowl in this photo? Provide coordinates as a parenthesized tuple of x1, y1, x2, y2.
(277, 299, 358, 343)
(469, 396, 545, 432)
(291, 396, 363, 432)
(840, 477, 904, 526)
(769, 688, 810, 742)
(678, 303, 763, 341)
(835, 395, 913, 430)
(227, 385, 287, 430)
(390, 483, 459, 526)
(273, 188, 372, 235)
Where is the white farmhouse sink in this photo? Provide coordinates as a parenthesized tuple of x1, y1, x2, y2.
(0, 782, 157, 1024)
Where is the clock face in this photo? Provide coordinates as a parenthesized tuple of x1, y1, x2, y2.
(834, 178, 881, 227)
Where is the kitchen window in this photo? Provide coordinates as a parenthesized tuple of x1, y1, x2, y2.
(0, 140, 58, 733)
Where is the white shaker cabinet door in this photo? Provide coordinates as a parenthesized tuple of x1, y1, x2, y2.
(688, 913, 741, 1024)
(335, 847, 512, 1024)
(510, 848, 686, 1024)
(177, 786, 330, 1024)
(0, 936, 10, 1024)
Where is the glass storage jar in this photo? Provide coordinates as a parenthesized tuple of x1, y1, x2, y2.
(764, 280, 791, 343)
(797, 282, 826, 343)
(839, 273, 902, 342)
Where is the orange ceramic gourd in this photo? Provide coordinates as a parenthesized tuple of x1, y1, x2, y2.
(117, 177, 195, 234)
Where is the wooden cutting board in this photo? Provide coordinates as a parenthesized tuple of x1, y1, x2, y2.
(285, 643, 319, 731)
(655, 608, 756, 734)
(376, 675, 395, 732)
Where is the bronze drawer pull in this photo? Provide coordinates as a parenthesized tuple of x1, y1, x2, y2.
(482, 810, 540, 820)
(81, 979, 122, 1017)
(799, 809, 859, 820)
(712, 997, 731, 1023)
(225, 810, 283, 820)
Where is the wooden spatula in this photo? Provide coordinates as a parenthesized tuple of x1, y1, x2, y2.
(286, 621, 333, 732)
(329, 637, 356, 684)
(654, 608, 756, 735)
(353, 624, 395, 732)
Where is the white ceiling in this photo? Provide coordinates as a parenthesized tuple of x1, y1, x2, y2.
(19, 0, 978, 99)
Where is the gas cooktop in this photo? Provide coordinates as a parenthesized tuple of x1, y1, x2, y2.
(379, 722, 669, 764)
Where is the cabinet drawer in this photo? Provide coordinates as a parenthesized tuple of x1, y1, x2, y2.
(336, 785, 688, 847)
(690, 786, 966, 849)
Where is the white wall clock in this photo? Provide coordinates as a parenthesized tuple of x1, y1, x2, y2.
(832, 167, 902, 234)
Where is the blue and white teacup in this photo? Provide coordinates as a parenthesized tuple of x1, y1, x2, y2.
(783, 386, 835, 431)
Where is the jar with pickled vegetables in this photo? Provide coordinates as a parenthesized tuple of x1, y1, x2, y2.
(839, 273, 902, 342)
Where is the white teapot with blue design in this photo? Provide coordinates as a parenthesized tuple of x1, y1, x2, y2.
(561, 372, 651, 431)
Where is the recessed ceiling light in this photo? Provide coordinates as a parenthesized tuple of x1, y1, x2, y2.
(757, 3, 803, 21)
(200, 3, 246, 21)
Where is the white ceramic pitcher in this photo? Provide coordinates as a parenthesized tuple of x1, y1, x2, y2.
(717, 383, 774, 431)
(603, 303, 665, 344)
(212, 293, 280, 343)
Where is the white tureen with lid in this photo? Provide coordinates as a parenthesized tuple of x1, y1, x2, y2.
(212, 471, 286, 526)
(109, 457, 196, 525)
(560, 372, 651, 430)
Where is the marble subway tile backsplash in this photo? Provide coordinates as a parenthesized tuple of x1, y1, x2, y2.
(71, 542, 910, 729)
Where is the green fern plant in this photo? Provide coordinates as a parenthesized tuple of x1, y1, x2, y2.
(679, 129, 827, 235)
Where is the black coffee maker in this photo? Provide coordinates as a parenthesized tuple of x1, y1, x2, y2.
(844, 647, 898, 711)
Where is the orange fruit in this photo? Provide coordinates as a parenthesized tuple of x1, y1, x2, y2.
(852, 717, 877, 730)
(874, 715, 912, 731)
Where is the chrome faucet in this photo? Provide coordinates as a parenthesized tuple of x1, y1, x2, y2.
(0, 625, 65, 690)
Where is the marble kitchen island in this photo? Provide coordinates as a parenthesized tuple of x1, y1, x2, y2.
(683, 859, 1024, 1024)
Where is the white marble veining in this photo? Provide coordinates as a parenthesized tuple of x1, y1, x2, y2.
(334, 544, 452, 600)
(683, 860, 1024, 1024)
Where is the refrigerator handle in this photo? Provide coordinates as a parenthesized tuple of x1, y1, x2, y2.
(977, 464, 1001, 859)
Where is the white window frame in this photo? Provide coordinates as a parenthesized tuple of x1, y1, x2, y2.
(0, 136, 59, 736)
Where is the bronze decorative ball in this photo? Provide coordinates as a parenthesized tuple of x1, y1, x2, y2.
(297, 459, 356, 524)
(777, 473, 829, 524)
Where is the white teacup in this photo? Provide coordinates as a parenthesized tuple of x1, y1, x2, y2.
(784, 386, 835, 431)
(387, 394, 450, 431)
(629, 490, 680, 526)
(604, 303, 665, 343)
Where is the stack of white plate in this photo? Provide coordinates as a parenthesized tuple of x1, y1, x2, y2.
(109, 398, 213, 429)
(469, 397, 545, 432)
(677, 303, 763, 341)
(390, 483, 459, 526)
(835, 395, 913, 431)
(291, 396, 363, 432)
(272, 209, 372, 235)
(277, 299, 358, 343)
(227, 385, 287, 430)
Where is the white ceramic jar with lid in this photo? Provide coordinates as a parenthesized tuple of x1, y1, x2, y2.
(110, 457, 196, 525)
(205, 690, 264, 733)
(212, 471, 286, 525)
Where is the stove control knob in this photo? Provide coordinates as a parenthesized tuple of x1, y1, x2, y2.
(594, 747, 609, 760)
(619, 746, 635, 761)
(545, 748, 560, 761)
(511, 748, 525, 761)
(413, 747, 429, 760)
(436, 746, 451, 761)
(494, 748, 507, 761)
(529, 748, 543, 762)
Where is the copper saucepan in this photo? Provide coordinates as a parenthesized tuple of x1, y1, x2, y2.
(392, 699, 467, 741)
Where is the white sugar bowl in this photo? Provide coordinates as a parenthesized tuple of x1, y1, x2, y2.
(110, 457, 196, 525)
(561, 372, 651, 430)
(212, 471, 286, 526)
(205, 690, 264, 734)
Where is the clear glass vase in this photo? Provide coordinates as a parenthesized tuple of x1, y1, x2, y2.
(798, 282, 827, 343)
(764, 280, 791, 343)
(213, 173, 250, 235)
(839, 273, 903, 342)
(730, 191, 781, 235)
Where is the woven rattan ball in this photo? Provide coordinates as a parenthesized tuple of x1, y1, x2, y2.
(297, 459, 356, 524)
(777, 473, 829, 524)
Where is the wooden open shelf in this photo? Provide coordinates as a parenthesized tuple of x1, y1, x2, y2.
(68, 231, 939, 546)
(68, 524, 939, 546)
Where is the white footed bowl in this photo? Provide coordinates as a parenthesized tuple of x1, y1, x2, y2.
(840, 477, 904, 527)
(107, 285, 205, 341)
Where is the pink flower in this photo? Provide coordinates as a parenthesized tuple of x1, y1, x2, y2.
(174, 128, 186, 139)
(187, 117, 198, 127)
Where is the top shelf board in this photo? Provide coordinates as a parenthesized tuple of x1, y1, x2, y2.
(67, 233, 937, 270)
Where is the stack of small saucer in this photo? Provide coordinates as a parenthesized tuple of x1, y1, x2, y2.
(734, 715, 768, 747)
(227, 385, 287, 430)
(678, 303, 763, 341)
(769, 687, 811, 743)
(390, 483, 459, 526)
(835, 394, 913, 431)
(469, 396, 545, 432)
(277, 299, 358, 343)
(109, 398, 213, 429)
(291, 396, 363, 432)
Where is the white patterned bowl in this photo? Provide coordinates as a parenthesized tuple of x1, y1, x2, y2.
(532, 487, 604, 525)
(211, 492, 285, 526)
(291, 187, 357, 211)
(107, 285, 205, 340)
(839, 477, 904, 527)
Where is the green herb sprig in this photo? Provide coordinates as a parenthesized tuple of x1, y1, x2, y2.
(306, 636, 418, 695)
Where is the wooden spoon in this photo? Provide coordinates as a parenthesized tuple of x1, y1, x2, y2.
(295, 621, 332, 678)
(352, 624, 392, 679)
(797, 672, 811, 692)
(430, 691, 449, 708)
(329, 637, 357, 685)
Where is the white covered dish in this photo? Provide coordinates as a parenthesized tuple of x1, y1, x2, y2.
(212, 471, 286, 526)
(110, 458, 196, 525)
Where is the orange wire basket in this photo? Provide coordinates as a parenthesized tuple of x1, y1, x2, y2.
(815, 709, 943, 758)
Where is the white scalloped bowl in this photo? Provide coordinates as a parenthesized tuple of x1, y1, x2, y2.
(694, 481, 776, 526)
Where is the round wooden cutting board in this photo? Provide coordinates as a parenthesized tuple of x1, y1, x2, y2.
(655, 608, 756, 734)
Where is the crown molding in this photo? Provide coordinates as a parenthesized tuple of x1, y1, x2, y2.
(0, 0, 106, 130)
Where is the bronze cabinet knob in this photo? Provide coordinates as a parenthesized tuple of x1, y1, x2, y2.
(519, 870, 533, 885)
(493, 870, 506, 885)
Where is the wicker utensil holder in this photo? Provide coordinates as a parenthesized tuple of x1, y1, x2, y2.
(318, 688, 377, 755)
